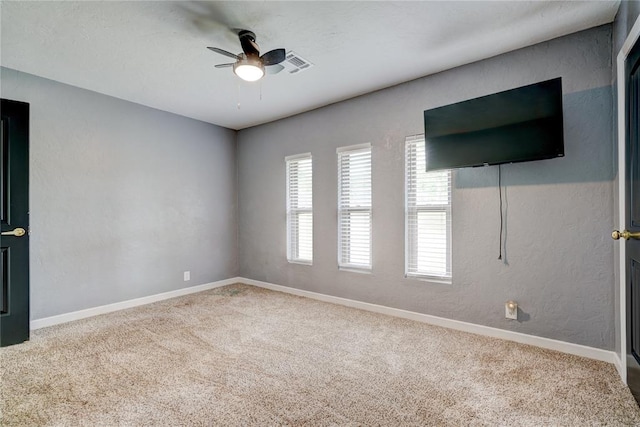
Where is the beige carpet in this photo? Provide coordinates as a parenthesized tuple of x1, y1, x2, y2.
(1, 283, 639, 426)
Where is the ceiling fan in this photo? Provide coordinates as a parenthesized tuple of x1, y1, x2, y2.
(207, 30, 286, 82)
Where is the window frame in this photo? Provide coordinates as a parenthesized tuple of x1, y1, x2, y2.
(404, 135, 452, 283)
(337, 143, 372, 272)
(286, 152, 313, 265)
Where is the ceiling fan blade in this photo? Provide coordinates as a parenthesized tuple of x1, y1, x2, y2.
(207, 47, 240, 60)
(265, 64, 285, 75)
(214, 63, 234, 68)
(261, 49, 286, 66)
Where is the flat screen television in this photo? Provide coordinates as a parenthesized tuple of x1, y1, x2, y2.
(423, 77, 564, 172)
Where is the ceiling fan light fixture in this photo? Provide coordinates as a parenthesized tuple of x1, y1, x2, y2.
(233, 59, 265, 82)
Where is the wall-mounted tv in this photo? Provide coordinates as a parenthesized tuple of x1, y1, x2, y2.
(423, 77, 564, 172)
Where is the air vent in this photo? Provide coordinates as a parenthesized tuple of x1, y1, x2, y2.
(281, 51, 313, 74)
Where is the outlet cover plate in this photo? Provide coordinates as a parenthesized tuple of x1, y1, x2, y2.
(505, 302, 518, 320)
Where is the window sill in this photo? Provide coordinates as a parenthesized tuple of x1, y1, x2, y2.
(405, 274, 452, 284)
(288, 260, 313, 266)
(339, 266, 371, 274)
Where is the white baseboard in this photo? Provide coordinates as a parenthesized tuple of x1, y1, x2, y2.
(30, 277, 241, 330)
(239, 277, 617, 365)
(614, 353, 626, 383)
(30, 276, 618, 367)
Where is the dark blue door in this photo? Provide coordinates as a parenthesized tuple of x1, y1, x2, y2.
(0, 99, 30, 347)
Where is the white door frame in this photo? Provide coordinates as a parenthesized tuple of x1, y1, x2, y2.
(617, 15, 640, 384)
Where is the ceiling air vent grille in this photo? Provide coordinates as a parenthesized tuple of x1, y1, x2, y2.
(281, 52, 313, 74)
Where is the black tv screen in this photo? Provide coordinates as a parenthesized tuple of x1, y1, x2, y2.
(423, 78, 564, 172)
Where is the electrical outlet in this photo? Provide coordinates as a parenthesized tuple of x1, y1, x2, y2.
(505, 301, 518, 320)
(183, 271, 190, 281)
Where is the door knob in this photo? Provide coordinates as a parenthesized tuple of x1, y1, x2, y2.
(1, 227, 26, 237)
(612, 230, 640, 240)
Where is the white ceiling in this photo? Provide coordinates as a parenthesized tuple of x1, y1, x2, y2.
(0, 1, 620, 130)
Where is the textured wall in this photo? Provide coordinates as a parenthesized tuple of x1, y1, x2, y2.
(1, 68, 238, 320)
(614, 0, 640, 53)
(237, 26, 615, 350)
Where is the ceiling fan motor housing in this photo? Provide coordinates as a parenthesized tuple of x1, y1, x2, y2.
(238, 30, 260, 59)
(238, 30, 257, 41)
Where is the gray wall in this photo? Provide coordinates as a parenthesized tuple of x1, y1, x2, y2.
(237, 25, 615, 350)
(612, 0, 640, 359)
(614, 0, 640, 53)
(1, 67, 238, 320)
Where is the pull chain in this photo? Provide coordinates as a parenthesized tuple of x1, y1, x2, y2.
(236, 80, 241, 110)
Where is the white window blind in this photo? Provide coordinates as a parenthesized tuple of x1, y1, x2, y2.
(337, 143, 372, 270)
(405, 135, 452, 281)
(286, 153, 313, 264)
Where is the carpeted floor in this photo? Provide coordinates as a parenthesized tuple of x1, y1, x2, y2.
(1, 283, 639, 426)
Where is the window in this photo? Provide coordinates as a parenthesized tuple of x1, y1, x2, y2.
(286, 153, 313, 264)
(405, 135, 452, 281)
(337, 143, 372, 271)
